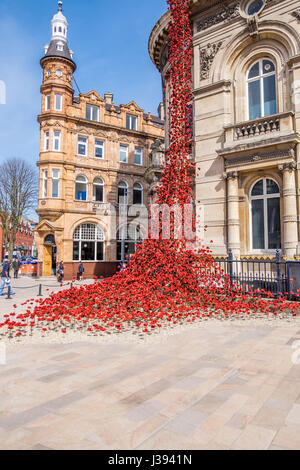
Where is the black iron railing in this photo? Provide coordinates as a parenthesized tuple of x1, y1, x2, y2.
(213, 250, 300, 300)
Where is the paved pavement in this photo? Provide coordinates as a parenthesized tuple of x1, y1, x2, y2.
(0, 276, 94, 321)
(1, 320, 300, 450)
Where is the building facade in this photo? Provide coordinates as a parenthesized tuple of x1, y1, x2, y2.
(35, 3, 164, 279)
(149, 0, 300, 260)
(1, 220, 35, 261)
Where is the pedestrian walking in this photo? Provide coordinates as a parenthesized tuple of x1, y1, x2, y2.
(78, 262, 84, 281)
(57, 261, 64, 283)
(12, 258, 20, 279)
(0, 259, 15, 297)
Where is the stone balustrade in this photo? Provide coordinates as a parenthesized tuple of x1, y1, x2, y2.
(224, 112, 294, 143)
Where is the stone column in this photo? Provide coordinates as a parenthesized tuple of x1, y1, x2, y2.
(226, 171, 240, 258)
(279, 162, 298, 259)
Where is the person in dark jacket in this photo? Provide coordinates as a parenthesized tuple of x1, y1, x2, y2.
(57, 261, 64, 283)
(78, 262, 84, 281)
(12, 258, 20, 279)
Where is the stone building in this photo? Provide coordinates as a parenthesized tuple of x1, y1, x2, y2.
(149, 0, 300, 260)
(35, 2, 164, 279)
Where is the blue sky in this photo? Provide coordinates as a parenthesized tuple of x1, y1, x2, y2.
(0, 0, 167, 168)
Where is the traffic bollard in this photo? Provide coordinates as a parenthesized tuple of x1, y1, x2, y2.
(38, 284, 43, 297)
(6, 285, 12, 300)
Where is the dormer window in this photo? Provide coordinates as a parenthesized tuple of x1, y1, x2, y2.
(86, 104, 99, 122)
(57, 43, 64, 52)
(126, 114, 138, 131)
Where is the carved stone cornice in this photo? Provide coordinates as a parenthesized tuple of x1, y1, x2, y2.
(200, 41, 223, 80)
(196, 2, 240, 32)
(224, 148, 296, 168)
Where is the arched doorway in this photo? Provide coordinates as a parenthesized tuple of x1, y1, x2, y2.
(44, 234, 57, 276)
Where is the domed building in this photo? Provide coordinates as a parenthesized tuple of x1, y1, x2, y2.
(149, 0, 300, 260)
(35, 2, 164, 279)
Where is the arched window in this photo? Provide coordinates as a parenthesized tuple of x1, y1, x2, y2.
(117, 225, 144, 261)
(93, 177, 104, 202)
(250, 178, 281, 251)
(118, 181, 128, 205)
(133, 182, 143, 205)
(247, 59, 276, 120)
(75, 175, 87, 201)
(73, 223, 105, 261)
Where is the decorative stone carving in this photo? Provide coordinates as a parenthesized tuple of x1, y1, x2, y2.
(247, 16, 259, 37)
(200, 41, 223, 80)
(224, 171, 238, 180)
(278, 161, 297, 172)
(291, 10, 300, 22)
(197, 2, 240, 32)
(225, 148, 296, 168)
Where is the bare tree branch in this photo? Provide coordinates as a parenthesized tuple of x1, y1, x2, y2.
(0, 159, 38, 258)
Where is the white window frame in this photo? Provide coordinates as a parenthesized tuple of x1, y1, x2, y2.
(119, 144, 128, 163)
(118, 181, 128, 205)
(249, 178, 281, 253)
(53, 130, 61, 152)
(246, 59, 277, 121)
(95, 140, 105, 159)
(78, 136, 88, 156)
(52, 169, 60, 199)
(42, 170, 48, 198)
(44, 131, 50, 151)
(73, 223, 105, 262)
(133, 182, 143, 205)
(54, 94, 62, 111)
(134, 147, 143, 166)
(126, 114, 138, 130)
(75, 175, 88, 201)
(86, 104, 99, 122)
(93, 178, 104, 203)
(45, 94, 51, 111)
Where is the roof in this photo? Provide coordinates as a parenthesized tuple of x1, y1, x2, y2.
(42, 39, 76, 69)
(72, 98, 164, 128)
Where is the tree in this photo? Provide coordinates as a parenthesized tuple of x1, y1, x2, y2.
(0, 159, 38, 259)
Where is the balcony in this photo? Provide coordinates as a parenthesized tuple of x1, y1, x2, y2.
(223, 112, 295, 147)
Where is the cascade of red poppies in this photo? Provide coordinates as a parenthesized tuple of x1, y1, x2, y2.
(0, 0, 299, 340)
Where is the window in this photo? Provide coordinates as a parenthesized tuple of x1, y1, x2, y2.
(53, 131, 61, 151)
(42, 170, 48, 198)
(118, 181, 128, 205)
(247, 0, 264, 16)
(117, 225, 144, 261)
(126, 114, 138, 130)
(54, 94, 62, 111)
(133, 183, 143, 205)
(44, 131, 50, 151)
(134, 147, 143, 165)
(57, 43, 64, 52)
(120, 145, 128, 163)
(247, 59, 277, 120)
(93, 177, 104, 202)
(86, 104, 99, 122)
(56, 70, 62, 77)
(250, 178, 281, 251)
(45, 94, 51, 111)
(95, 140, 104, 159)
(78, 136, 88, 156)
(75, 175, 88, 201)
(52, 170, 60, 198)
(73, 223, 105, 261)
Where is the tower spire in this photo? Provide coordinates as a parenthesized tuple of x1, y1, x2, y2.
(58, 1, 63, 12)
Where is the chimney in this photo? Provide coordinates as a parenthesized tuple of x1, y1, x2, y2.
(104, 93, 114, 105)
(157, 102, 165, 121)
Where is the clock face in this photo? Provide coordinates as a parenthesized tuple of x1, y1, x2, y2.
(56, 69, 62, 77)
